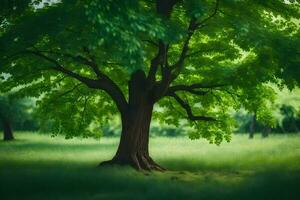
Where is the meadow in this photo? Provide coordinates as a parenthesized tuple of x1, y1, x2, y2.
(0, 132, 300, 200)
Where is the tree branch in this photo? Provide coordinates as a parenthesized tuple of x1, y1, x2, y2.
(197, 0, 220, 27)
(147, 41, 169, 86)
(46, 83, 82, 105)
(10, 50, 129, 115)
(33, 50, 102, 78)
(142, 39, 158, 47)
(185, 47, 226, 59)
(156, 0, 180, 17)
(173, 83, 227, 90)
(20, 50, 101, 88)
(163, 83, 227, 99)
(81, 46, 103, 78)
(167, 85, 209, 95)
(170, 17, 198, 72)
(167, 92, 216, 121)
(149, 0, 221, 102)
(170, 0, 220, 81)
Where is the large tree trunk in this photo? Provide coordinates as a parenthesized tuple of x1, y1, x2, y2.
(99, 70, 165, 171)
(101, 103, 164, 170)
(3, 120, 14, 141)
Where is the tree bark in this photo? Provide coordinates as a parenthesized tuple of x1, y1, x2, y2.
(100, 103, 164, 170)
(99, 70, 165, 171)
(3, 120, 14, 141)
(249, 113, 256, 139)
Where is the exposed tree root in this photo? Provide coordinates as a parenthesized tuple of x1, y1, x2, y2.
(98, 154, 166, 172)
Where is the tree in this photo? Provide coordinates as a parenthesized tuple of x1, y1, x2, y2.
(249, 112, 257, 139)
(0, 96, 14, 141)
(0, 0, 299, 170)
(280, 105, 300, 133)
(0, 95, 33, 141)
(248, 112, 270, 139)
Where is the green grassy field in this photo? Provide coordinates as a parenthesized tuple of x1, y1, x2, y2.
(0, 132, 300, 200)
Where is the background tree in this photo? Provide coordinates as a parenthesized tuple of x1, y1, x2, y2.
(0, 0, 299, 170)
(249, 112, 257, 139)
(234, 87, 300, 135)
(0, 95, 35, 141)
(0, 96, 14, 141)
(280, 105, 300, 133)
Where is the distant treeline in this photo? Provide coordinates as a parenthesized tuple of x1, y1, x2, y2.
(235, 104, 300, 134)
(0, 96, 38, 133)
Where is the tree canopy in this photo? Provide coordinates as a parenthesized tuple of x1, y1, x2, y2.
(1, 0, 299, 144)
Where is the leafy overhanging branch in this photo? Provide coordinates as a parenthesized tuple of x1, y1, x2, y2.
(166, 91, 216, 122)
(170, 0, 220, 81)
(8, 49, 129, 115)
(168, 83, 227, 95)
(150, 0, 221, 101)
(32, 49, 102, 78)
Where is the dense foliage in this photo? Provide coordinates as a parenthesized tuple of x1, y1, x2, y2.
(0, 0, 299, 144)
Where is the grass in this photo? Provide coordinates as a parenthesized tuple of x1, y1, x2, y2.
(0, 132, 300, 200)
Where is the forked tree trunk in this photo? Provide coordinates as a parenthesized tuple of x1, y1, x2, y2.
(99, 71, 165, 171)
(3, 120, 14, 141)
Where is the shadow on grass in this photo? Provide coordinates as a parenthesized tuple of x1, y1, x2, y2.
(0, 160, 299, 200)
(1, 135, 300, 200)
